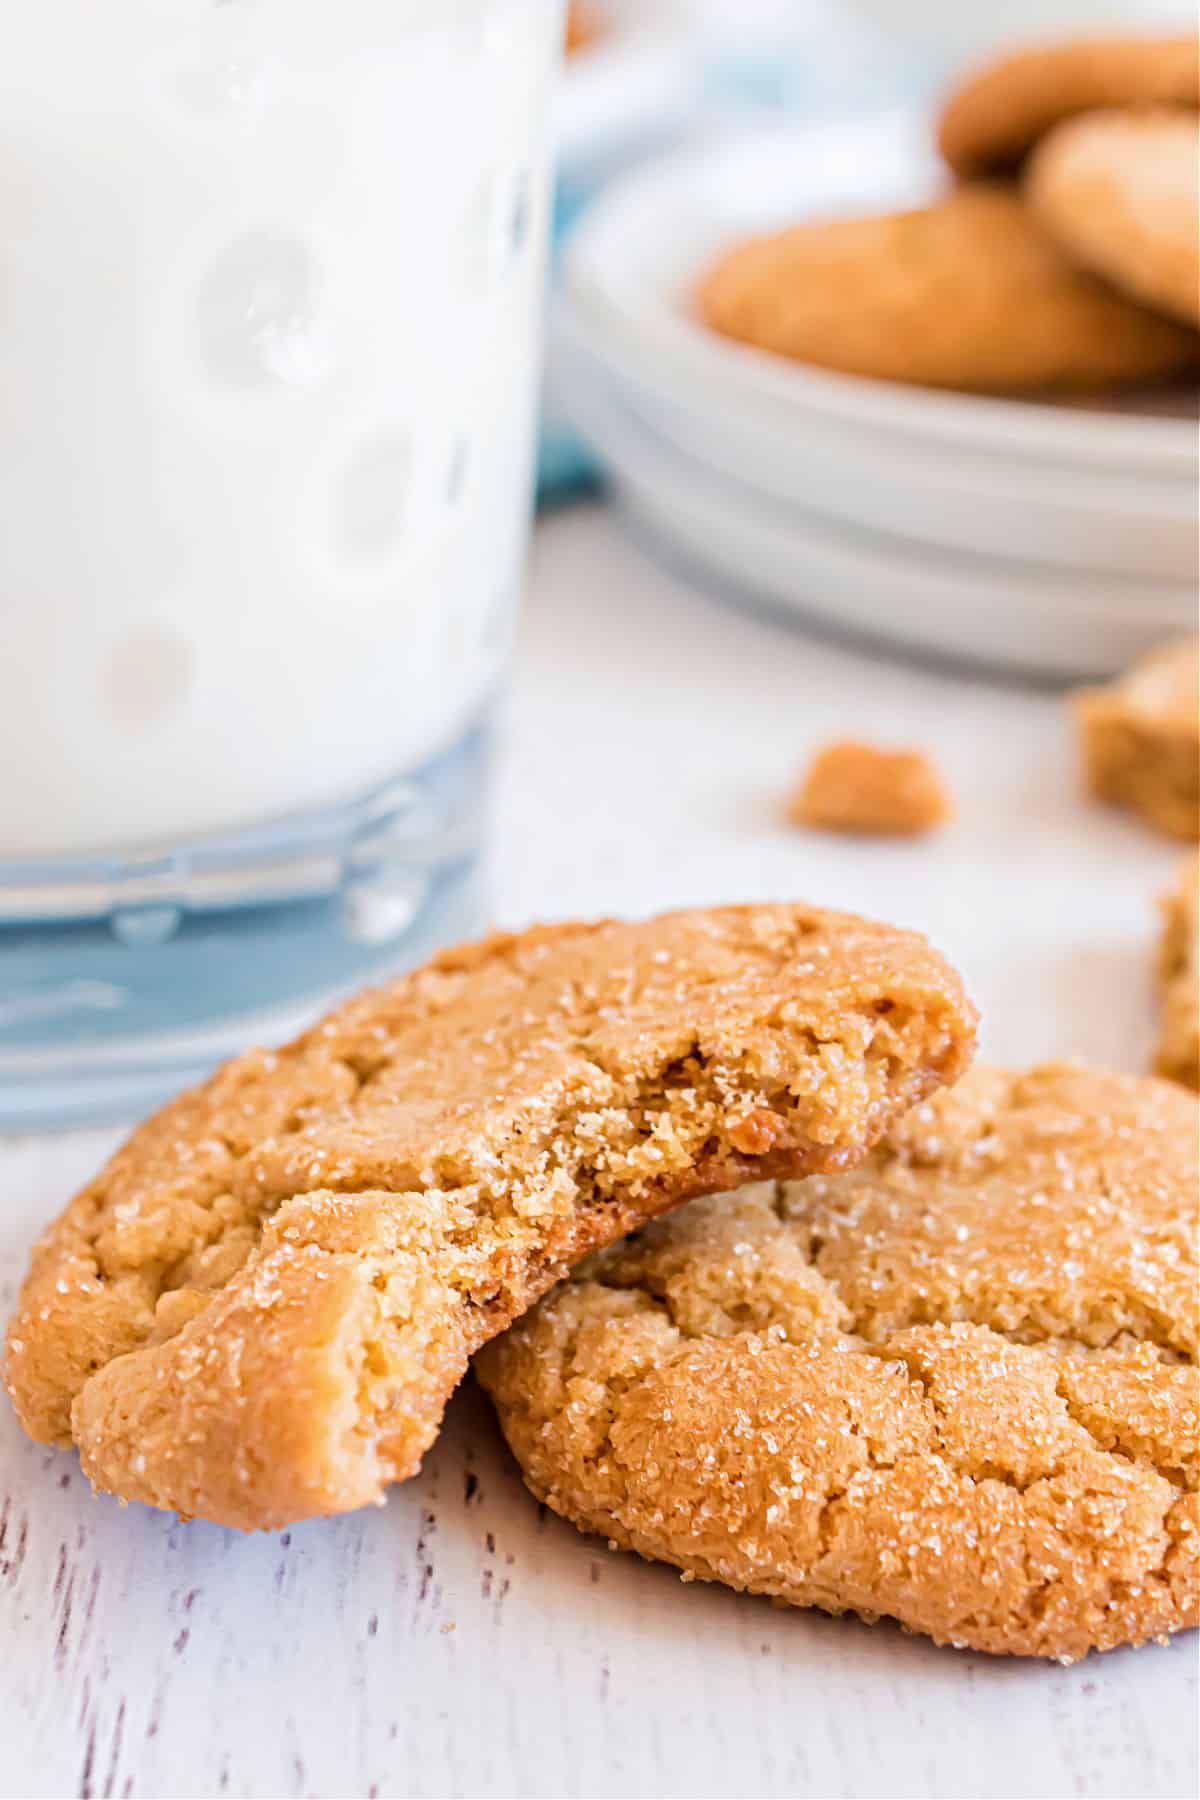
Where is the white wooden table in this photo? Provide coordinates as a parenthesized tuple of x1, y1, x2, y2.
(2, 506, 1195, 1800)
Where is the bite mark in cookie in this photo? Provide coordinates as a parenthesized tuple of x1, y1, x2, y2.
(478, 1063, 1199, 1660)
(3, 905, 975, 1531)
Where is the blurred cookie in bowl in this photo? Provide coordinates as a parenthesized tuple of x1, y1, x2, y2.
(1155, 853, 1199, 1091)
(1028, 109, 1200, 327)
(937, 30, 1199, 176)
(695, 183, 1198, 392)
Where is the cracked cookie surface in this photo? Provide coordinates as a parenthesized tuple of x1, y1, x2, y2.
(1074, 637, 1200, 841)
(4, 904, 974, 1531)
(478, 1063, 1199, 1660)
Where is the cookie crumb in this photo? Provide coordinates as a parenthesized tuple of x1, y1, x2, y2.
(1154, 854, 1199, 1090)
(789, 740, 951, 837)
(1027, 109, 1200, 328)
(1074, 638, 1199, 841)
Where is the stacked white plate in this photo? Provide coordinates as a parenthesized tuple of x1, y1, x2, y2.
(552, 111, 1198, 679)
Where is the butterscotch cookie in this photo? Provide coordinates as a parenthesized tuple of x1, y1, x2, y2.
(1028, 110, 1200, 327)
(1074, 638, 1200, 840)
(478, 1063, 1199, 1661)
(3, 905, 975, 1532)
(789, 740, 951, 837)
(1155, 855, 1199, 1090)
(695, 185, 1198, 392)
(938, 32, 1200, 175)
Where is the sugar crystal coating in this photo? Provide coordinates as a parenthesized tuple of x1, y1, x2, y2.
(4, 904, 974, 1531)
(478, 1063, 1199, 1660)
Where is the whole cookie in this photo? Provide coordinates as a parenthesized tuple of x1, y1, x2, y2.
(938, 32, 1199, 175)
(1028, 110, 1200, 326)
(478, 1064, 1199, 1660)
(3, 904, 975, 1532)
(695, 185, 1198, 392)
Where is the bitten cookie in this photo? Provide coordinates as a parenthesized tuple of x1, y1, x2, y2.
(565, 2, 603, 55)
(1028, 110, 1200, 327)
(695, 186, 1198, 392)
(479, 1064, 1199, 1661)
(1155, 855, 1199, 1090)
(3, 905, 975, 1532)
(938, 32, 1200, 175)
(1074, 638, 1200, 841)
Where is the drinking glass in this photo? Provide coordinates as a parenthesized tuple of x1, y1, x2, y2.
(0, 0, 563, 1124)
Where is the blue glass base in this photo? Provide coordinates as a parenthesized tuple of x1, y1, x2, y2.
(0, 724, 490, 1130)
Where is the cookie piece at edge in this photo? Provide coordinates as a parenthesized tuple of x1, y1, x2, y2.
(1074, 637, 1200, 841)
(695, 185, 1198, 392)
(937, 31, 1200, 175)
(478, 1063, 1199, 1660)
(789, 740, 951, 837)
(1028, 110, 1200, 327)
(1155, 854, 1199, 1090)
(3, 904, 975, 1531)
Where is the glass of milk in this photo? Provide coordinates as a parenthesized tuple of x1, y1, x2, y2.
(0, 0, 563, 1125)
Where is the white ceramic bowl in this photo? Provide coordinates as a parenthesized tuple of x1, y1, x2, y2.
(558, 335, 1197, 680)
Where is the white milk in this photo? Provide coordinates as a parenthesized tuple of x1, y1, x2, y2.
(0, 0, 558, 859)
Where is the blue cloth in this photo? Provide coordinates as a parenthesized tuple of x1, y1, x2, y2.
(536, 177, 604, 504)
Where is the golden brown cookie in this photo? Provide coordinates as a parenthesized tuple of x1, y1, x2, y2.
(694, 185, 1198, 392)
(478, 1063, 1199, 1661)
(1155, 854, 1199, 1090)
(1028, 110, 1200, 326)
(938, 32, 1200, 175)
(3, 905, 975, 1532)
(1074, 638, 1200, 841)
(789, 740, 951, 837)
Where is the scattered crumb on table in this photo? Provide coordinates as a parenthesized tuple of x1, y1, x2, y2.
(788, 739, 952, 837)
